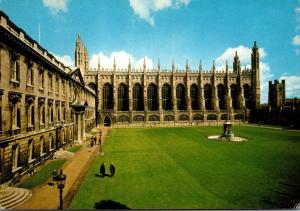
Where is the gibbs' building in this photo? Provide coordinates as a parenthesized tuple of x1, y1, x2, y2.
(0, 11, 96, 184)
(79, 37, 260, 127)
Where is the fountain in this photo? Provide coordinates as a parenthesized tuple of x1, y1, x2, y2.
(207, 114, 247, 142)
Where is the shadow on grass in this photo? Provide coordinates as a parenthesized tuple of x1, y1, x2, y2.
(260, 199, 277, 206)
(94, 200, 130, 209)
(95, 173, 112, 178)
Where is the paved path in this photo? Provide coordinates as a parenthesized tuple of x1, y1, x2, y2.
(245, 124, 300, 132)
(17, 127, 109, 209)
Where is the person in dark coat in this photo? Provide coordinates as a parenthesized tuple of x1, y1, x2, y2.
(100, 162, 106, 177)
(110, 163, 115, 177)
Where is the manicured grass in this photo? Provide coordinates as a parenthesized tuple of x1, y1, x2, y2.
(70, 126, 300, 209)
(68, 145, 82, 153)
(18, 159, 66, 189)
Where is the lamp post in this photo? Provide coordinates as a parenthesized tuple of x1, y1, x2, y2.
(52, 169, 66, 210)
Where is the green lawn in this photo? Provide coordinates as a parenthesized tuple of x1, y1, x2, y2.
(70, 126, 300, 209)
(18, 159, 66, 189)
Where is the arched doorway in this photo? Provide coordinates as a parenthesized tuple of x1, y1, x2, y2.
(104, 116, 111, 127)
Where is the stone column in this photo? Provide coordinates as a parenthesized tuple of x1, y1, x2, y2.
(113, 83, 118, 111)
(158, 74, 163, 124)
(213, 83, 219, 112)
(128, 74, 133, 112)
(98, 72, 103, 113)
(226, 86, 233, 112)
(77, 113, 82, 144)
(199, 85, 205, 111)
(82, 112, 86, 141)
(186, 76, 192, 124)
(239, 86, 245, 109)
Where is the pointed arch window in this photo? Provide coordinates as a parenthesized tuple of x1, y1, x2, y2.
(243, 84, 251, 109)
(148, 84, 158, 111)
(176, 84, 186, 110)
(190, 84, 199, 110)
(162, 84, 172, 110)
(204, 84, 213, 110)
(217, 84, 226, 110)
(103, 83, 113, 110)
(230, 84, 239, 110)
(118, 84, 129, 111)
(133, 84, 144, 111)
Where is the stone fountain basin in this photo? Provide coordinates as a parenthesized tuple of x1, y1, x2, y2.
(207, 135, 247, 142)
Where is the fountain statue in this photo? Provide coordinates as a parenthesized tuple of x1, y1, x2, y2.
(223, 114, 234, 139)
(207, 114, 246, 142)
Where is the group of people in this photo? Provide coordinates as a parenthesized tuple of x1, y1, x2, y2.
(100, 162, 115, 177)
(90, 136, 102, 147)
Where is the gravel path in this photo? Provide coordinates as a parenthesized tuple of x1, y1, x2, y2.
(16, 127, 109, 209)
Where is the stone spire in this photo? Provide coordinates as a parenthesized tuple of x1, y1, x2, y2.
(158, 58, 160, 73)
(233, 51, 240, 74)
(75, 34, 89, 76)
(186, 59, 189, 72)
(225, 60, 229, 74)
(128, 57, 131, 71)
(76, 34, 81, 44)
(172, 59, 175, 72)
(199, 59, 202, 72)
(212, 60, 216, 73)
(143, 57, 146, 73)
(97, 56, 101, 70)
(113, 57, 116, 71)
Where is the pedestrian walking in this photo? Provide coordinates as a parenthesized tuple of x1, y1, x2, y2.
(100, 162, 106, 177)
(90, 139, 94, 147)
(110, 163, 115, 177)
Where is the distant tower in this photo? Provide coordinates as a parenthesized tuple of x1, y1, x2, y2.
(75, 34, 89, 76)
(268, 80, 286, 108)
(233, 51, 241, 74)
(251, 41, 260, 109)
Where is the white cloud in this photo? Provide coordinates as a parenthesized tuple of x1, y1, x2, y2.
(52, 53, 74, 66)
(293, 35, 300, 46)
(135, 56, 154, 69)
(89, 50, 154, 70)
(129, 0, 190, 26)
(215, 45, 266, 67)
(215, 45, 271, 103)
(42, 0, 68, 14)
(279, 75, 300, 98)
(260, 62, 273, 103)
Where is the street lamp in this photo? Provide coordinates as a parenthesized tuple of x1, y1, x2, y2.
(52, 169, 66, 210)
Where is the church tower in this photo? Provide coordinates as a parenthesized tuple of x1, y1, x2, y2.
(233, 51, 241, 74)
(251, 41, 260, 109)
(75, 35, 89, 77)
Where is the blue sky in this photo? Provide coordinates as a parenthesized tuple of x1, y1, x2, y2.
(0, 0, 299, 102)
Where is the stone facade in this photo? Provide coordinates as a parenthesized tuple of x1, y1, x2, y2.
(0, 11, 96, 184)
(79, 39, 260, 127)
